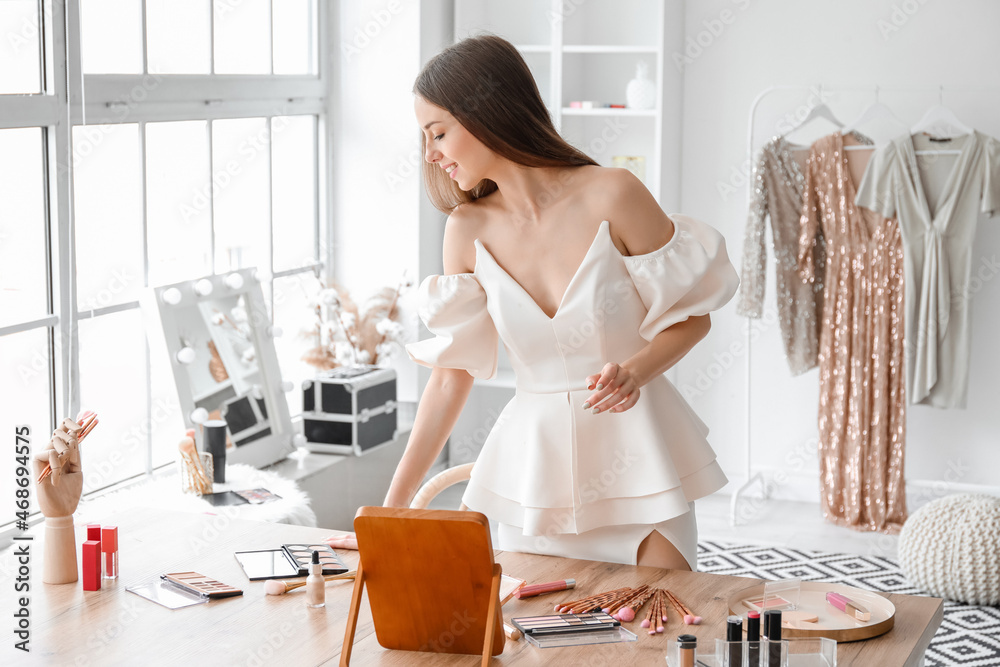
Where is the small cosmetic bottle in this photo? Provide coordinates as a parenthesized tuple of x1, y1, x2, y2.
(677, 634, 697, 667)
(306, 550, 325, 608)
(101, 525, 118, 579)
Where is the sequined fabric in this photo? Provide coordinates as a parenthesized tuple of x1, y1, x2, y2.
(798, 132, 907, 534)
(737, 136, 824, 375)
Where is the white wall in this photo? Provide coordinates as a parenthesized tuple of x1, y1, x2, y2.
(675, 0, 1000, 507)
(330, 0, 425, 402)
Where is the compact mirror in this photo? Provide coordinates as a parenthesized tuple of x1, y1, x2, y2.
(142, 268, 294, 468)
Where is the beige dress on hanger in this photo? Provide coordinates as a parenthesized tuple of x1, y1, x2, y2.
(406, 215, 739, 569)
(737, 136, 825, 375)
(855, 130, 1000, 408)
(798, 132, 908, 533)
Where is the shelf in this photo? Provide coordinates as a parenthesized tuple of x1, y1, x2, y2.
(561, 107, 657, 117)
(563, 45, 659, 54)
(475, 369, 516, 390)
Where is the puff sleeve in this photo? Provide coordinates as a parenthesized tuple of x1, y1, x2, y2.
(404, 273, 499, 379)
(982, 134, 1000, 217)
(623, 213, 740, 342)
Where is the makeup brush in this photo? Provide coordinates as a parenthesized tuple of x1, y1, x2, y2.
(664, 589, 702, 625)
(264, 570, 357, 595)
(36, 411, 98, 484)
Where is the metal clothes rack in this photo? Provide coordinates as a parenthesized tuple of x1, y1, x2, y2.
(731, 84, 1000, 526)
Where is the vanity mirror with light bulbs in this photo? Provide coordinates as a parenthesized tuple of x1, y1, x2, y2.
(142, 268, 295, 469)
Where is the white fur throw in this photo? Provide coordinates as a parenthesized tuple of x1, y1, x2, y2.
(76, 463, 317, 528)
(898, 493, 1000, 605)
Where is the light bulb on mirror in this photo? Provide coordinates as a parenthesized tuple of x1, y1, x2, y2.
(251, 385, 264, 400)
(176, 347, 196, 365)
(190, 407, 209, 424)
(194, 279, 214, 296)
(225, 273, 244, 290)
(293, 433, 307, 448)
(161, 287, 183, 305)
(268, 325, 283, 338)
(280, 380, 294, 393)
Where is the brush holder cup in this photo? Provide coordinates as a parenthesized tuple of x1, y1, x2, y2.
(180, 452, 214, 495)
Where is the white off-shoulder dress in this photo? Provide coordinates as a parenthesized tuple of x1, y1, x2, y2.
(405, 214, 740, 570)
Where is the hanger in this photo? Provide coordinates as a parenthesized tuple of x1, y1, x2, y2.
(781, 84, 843, 144)
(911, 86, 971, 154)
(842, 86, 907, 151)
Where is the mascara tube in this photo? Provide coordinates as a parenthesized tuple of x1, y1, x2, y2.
(763, 609, 783, 667)
(747, 611, 761, 666)
(726, 615, 743, 667)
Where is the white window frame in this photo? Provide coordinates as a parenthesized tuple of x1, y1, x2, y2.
(0, 0, 331, 499)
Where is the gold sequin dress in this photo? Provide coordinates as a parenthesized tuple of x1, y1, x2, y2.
(737, 136, 825, 375)
(798, 132, 908, 533)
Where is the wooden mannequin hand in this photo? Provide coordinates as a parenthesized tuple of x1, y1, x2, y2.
(324, 532, 358, 550)
(583, 362, 641, 414)
(33, 418, 84, 518)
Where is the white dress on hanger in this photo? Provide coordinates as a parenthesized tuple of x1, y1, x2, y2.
(855, 130, 1000, 408)
(405, 215, 739, 569)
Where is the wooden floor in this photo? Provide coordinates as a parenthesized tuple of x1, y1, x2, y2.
(429, 484, 900, 560)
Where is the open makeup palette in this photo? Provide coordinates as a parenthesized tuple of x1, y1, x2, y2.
(234, 543, 348, 580)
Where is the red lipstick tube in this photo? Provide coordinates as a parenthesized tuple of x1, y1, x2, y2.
(514, 579, 576, 599)
(82, 540, 101, 591)
(101, 525, 118, 580)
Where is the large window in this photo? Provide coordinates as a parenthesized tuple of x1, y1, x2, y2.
(0, 0, 327, 505)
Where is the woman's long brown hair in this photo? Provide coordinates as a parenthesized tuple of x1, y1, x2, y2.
(414, 34, 598, 213)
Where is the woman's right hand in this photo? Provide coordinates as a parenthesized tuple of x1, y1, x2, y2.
(324, 532, 358, 550)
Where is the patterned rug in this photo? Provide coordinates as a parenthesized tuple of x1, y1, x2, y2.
(697, 540, 1000, 666)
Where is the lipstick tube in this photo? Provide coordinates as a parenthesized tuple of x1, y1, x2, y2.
(514, 579, 576, 599)
(747, 610, 761, 666)
(726, 615, 743, 667)
(82, 540, 101, 591)
(826, 591, 871, 621)
(101, 525, 118, 580)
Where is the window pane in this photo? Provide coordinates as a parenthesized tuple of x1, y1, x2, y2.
(0, 1, 41, 94)
(0, 128, 47, 328)
(214, 0, 270, 74)
(0, 328, 51, 517)
(273, 0, 315, 75)
(80, 0, 143, 74)
(73, 124, 144, 311)
(213, 118, 269, 274)
(146, 0, 211, 74)
(272, 273, 321, 417)
(79, 310, 147, 491)
(146, 121, 212, 287)
(272, 116, 316, 272)
(150, 330, 186, 469)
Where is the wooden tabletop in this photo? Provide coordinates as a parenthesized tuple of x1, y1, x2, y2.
(2, 508, 942, 666)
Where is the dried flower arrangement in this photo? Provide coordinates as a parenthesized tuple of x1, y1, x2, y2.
(301, 272, 413, 371)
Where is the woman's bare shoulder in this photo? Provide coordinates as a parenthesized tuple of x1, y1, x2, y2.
(442, 200, 493, 275)
(580, 167, 676, 256)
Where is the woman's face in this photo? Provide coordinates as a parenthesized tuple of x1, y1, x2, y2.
(415, 96, 493, 191)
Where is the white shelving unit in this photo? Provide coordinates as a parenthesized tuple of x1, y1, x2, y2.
(455, 0, 666, 200)
(446, 1, 669, 466)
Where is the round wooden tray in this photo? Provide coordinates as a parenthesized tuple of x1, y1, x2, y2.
(727, 581, 895, 642)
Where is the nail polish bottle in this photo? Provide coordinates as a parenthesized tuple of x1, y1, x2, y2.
(101, 525, 118, 579)
(306, 550, 325, 608)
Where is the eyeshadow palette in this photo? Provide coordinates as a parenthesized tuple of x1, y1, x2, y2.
(510, 612, 637, 649)
(281, 543, 348, 575)
(234, 544, 348, 580)
(161, 572, 243, 599)
(511, 612, 621, 636)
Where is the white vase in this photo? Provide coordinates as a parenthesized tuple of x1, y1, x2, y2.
(626, 61, 656, 110)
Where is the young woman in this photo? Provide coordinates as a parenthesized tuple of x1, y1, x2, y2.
(326, 35, 738, 571)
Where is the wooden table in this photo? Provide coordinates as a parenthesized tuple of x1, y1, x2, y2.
(2, 508, 942, 666)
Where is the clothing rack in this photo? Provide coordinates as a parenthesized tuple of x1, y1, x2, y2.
(731, 84, 1000, 526)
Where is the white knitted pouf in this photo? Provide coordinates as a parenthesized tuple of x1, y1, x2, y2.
(898, 493, 1000, 605)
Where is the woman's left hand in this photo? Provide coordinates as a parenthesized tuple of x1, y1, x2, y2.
(583, 362, 641, 415)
